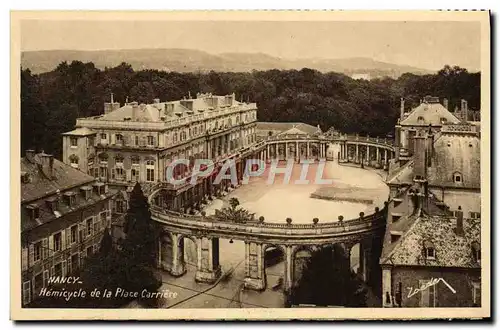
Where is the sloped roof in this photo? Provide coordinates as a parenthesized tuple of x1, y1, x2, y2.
(100, 103, 165, 122)
(401, 102, 461, 126)
(387, 160, 414, 185)
(257, 122, 321, 135)
(21, 154, 95, 203)
(380, 214, 481, 269)
(62, 127, 96, 136)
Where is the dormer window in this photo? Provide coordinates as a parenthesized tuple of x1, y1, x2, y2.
(423, 241, 436, 260)
(417, 116, 425, 124)
(63, 191, 76, 207)
(45, 197, 59, 213)
(80, 186, 92, 200)
(69, 154, 79, 168)
(26, 204, 40, 221)
(453, 172, 462, 183)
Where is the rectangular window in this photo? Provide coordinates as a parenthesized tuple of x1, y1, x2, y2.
(70, 137, 78, 147)
(135, 136, 139, 146)
(86, 218, 93, 236)
(147, 136, 154, 146)
(54, 262, 62, 277)
(470, 212, 481, 219)
(71, 254, 79, 272)
(34, 241, 42, 262)
(131, 168, 139, 182)
(34, 272, 43, 294)
(53, 232, 62, 252)
(70, 225, 78, 244)
(116, 134, 123, 144)
(100, 133, 107, 140)
(146, 168, 155, 182)
(116, 201, 124, 214)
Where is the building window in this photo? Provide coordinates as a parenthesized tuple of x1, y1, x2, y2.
(419, 279, 437, 307)
(423, 241, 435, 260)
(69, 154, 79, 168)
(54, 262, 63, 277)
(115, 134, 123, 145)
(100, 133, 107, 140)
(454, 173, 462, 183)
(27, 204, 40, 221)
(173, 133, 178, 143)
(87, 246, 94, 256)
(86, 218, 93, 237)
(34, 272, 43, 294)
(87, 136, 94, 147)
(34, 241, 42, 262)
(53, 232, 62, 252)
(440, 117, 447, 124)
(70, 225, 78, 244)
(470, 212, 481, 219)
(147, 136, 154, 146)
(71, 254, 79, 273)
(146, 160, 155, 182)
(417, 116, 425, 124)
(70, 137, 78, 147)
(135, 136, 139, 146)
(131, 156, 140, 166)
(116, 200, 125, 214)
(100, 211, 108, 227)
(131, 168, 139, 182)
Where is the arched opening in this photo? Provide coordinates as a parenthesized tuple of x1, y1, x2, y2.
(292, 246, 314, 289)
(178, 234, 198, 272)
(350, 243, 361, 275)
(262, 244, 285, 290)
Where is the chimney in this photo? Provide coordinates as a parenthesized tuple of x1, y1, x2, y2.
(443, 98, 448, 110)
(131, 102, 139, 121)
(400, 97, 405, 120)
(395, 123, 401, 162)
(455, 206, 464, 236)
(425, 125, 434, 167)
(413, 132, 427, 180)
(461, 99, 468, 121)
(25, 149, 36, 163)
(104, 93, 120, 114)
(39, 153, 54, 179)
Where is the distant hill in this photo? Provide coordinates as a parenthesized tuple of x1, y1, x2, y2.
(21, 48, 433, 78)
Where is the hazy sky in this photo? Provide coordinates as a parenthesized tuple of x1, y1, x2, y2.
(21, 20, 481, 71)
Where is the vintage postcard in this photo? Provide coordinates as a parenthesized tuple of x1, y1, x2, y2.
(10, 10, 491, 320)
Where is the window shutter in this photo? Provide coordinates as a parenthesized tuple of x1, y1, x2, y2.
(62, 260, 67, 277)
(67, 257, 72, 275)
(28, 244, 34, 266)
(22, 281, 31, 305)
(66, 228, 71, 247)
(43, 270, 49, 287)
(48, 236, 54, 256)
(21, 247, 28, 271)
(42, 239, 48, 259)
(61, 230, 66, 251)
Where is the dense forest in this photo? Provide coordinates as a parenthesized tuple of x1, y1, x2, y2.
(21, 62, 480, 158)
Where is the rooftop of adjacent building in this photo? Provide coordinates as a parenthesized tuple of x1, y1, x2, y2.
(256, 122, 322, 136)
(388, 123, 480, 189)
(64, 92, 256, 131)
(21, 150, 117, 233)
(400, 96, 462, 127)
(380, 210, 480, 269)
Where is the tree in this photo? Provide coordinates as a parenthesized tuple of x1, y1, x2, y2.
(122, 182, 158, 268)
(289, 245, 367, 307)
(214, 197, 255, 223)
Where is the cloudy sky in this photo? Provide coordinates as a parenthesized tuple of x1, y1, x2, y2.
(21, 20, 481, 71)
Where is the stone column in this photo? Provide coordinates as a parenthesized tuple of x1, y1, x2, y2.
(296, 141, 299, 161)
(366, 145, 370, 164)
(306, 142, 310, 159)
(376, 147, 380, 164)
(285, 143, 288, 159)
(385, 149, 388, 163)
(195, 236, 222, 284)
(355, 144, 359, 163)
(170, 234, 186, 276)
(284, 245, 293, 293)
(243, 242, 265, 290)
(267, 144, 270, 161)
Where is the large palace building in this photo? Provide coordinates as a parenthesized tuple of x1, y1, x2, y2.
(62, 93, 259, 213)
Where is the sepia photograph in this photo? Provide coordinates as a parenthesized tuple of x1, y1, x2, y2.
(10, 10, 490, 320)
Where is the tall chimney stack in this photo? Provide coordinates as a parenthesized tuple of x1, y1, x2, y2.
(425, 125, 434, 167)
(461, 99, 468, 122)
(413, 132, 427, 180)
(395, 121, 401, 162)
(39, 153, 54, 179)
(400, 97, 405, 120)
(443, 98, 449, 110)
(455, 206, 464, 236)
